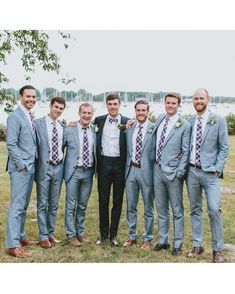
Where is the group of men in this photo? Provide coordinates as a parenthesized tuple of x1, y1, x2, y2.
(5, 85, 229, 263)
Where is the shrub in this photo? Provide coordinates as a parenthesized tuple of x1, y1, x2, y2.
(0, 123, 6, 141)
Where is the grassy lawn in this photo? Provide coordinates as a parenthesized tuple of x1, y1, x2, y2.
(0, 137, 235, 263)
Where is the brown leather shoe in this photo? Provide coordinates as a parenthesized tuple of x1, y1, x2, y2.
(188, 246, 204, 257)
(213, 251, 223, 263)
(49, 236, 62, 244)
(68, 236, 82, 247)
(40, 239, 52, 249)
(77, 236, 88, 243)
(20, 239, 37, 246)
(123, 239, 137, 248)
(7, 247, 32, 258)
(140, 241, 152, 250)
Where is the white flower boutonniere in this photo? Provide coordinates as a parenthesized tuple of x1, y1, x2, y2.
(207, 117, 217, 125)
(92, 124, 99, 133)
(148, 127, 154, 134)
(175, 118, 183, 128)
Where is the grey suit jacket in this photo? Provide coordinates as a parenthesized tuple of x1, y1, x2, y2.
(6, 106, 37, 173)
(153, 113, 191, 181)
(189, 112, 229, 173)
(34, 116, 65, 181)
(125, 121, 155, 186)
(63, 125, 97, 183)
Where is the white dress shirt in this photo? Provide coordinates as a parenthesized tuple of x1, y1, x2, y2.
(131, 120, 148, 163)
(77, 123, 94, 167)
(102, 114, 121, 157)
(190, 110, 210, 164)
(156, 113, 180, 158)
(19, 104, 35, 130)
(46, 115, 64, 161)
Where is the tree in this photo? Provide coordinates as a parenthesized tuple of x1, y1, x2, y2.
(0, 30, 71, 106)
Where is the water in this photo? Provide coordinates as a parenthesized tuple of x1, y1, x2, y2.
(0, 101, 235, 125)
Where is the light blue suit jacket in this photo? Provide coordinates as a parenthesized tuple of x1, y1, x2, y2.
(34, 116, 65, 181)
(6, 106, 36, 173)
(153, 113, 191, 181)
(125, 121, 155, 186)
(189, 112, 229, 173)
(63, 125, 97, 183)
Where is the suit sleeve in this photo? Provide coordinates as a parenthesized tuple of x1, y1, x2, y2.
(215, 117, 229, 173)
(177, 121, 191, 177)
(6, 114, 25, 170)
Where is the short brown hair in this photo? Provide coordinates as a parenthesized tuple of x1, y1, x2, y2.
(164, 92, 181, 104)
(79, 102, 94, 113)
(134, 99, 149, 111)
(106, 93, 121, 104)
(50, 97, 66, 108)
(19, 85, 36, 96)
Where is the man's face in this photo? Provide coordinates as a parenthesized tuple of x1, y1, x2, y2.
(20, 89, 36, 110)
(135, 103, 149, 124)
(164, 96, 180, 117)
(49, 101, 65, 120)
(193, 89, 209, 114)
(106, 99, 120, 118)
(79, 106, 93, 127)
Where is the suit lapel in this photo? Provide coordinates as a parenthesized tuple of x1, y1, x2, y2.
(201, 112, 213, 146)
(129, 122, 136, 154)
(153, 114, 165, 134)
(142, 122, 152, 151)
(73, 126, 80, 150)
(42, 117, 50, 149)
(19, 107, 36, 142)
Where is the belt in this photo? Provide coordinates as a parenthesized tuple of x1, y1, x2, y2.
(48, 160, 63, 166)
(189, 163, 201, 169)
(131, 162, 141, 168)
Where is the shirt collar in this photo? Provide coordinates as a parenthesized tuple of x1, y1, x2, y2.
(196, 109, 210, 120)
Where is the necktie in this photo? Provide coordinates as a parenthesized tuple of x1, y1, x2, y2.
(195, 116, 202, 168)
(109, 117, 118, 123)
(82, 127, 89, 168)
(156, 117, 169, 166)
(135, 125, 143, 164)
(29, 111, 36, 137)
(51, 121, 59, 165)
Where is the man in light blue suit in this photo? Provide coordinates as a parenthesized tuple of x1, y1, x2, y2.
(64, 103, 96, 247)
(123, 100, 155, 250)
(6, 85, 37, 258)
(152, 92, 191, 256)
(34, 97, 66, 249)
(187, 88, 229, 263)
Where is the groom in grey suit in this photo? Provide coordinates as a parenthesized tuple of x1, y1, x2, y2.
(187, 88, 229, 263)
(152, 92, 191, 256)
(64, 103, 96, 247)
(6, 85, 37, 258)
(34, 97, 66, 249)
(123, 100, 155, 250)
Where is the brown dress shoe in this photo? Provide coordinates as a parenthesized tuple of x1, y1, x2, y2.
(40, 239, 52, 249)
(140, 241, 152, 250)
(188, 246, 204, 257)
(7, 247, 32, 258)
(20, 239, 37, 246)
(123, 239, 137, 248)
(68, 236, 82, 247)
(213, 251, 223, 263)
(77, 236, 88, 243)
(49, 236, 62, 244)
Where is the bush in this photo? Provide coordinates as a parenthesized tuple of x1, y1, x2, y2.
(226, 113, 235, 135)
(0, 123, 6, 141)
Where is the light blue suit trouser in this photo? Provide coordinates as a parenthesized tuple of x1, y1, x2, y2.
(65, 166, 94, 238)
(153, 164, 184, 248)
(125, 166, 154, 242)
(186, 167, 224, 251)
(6, 164, 35, 248)
(36, 164, 64, 241)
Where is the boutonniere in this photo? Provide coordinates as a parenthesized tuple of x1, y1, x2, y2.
(92, 124, 99, 133)
(117, 124, 127, 132)
(207, 116, 217, 125)
(175, 118, 183, 128)
(60, 119, 67, 127)
(148, 127, 154, 134)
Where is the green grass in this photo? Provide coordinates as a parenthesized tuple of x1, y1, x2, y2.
(0, 137, 235, 263)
